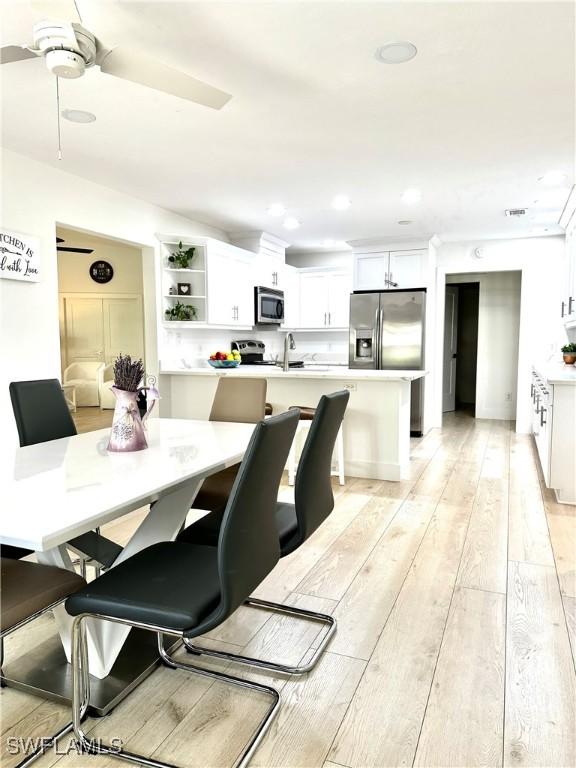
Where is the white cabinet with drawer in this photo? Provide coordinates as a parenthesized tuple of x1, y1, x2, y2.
(531, 367, 576, 504)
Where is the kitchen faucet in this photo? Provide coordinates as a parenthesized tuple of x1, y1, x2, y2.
(283, 332, 296, 372)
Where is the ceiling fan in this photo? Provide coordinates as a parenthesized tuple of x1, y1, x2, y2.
(56, 236, 93, 254)
(0, 0, 232, 110)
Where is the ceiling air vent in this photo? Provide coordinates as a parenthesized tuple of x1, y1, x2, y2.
(505, 208, 528, 217)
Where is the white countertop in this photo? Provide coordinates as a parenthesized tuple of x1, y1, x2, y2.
(533, 362, 576, 385)
(161, 365, 427, 382)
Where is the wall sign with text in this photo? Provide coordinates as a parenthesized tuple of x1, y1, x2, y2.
(90, 260, 114, 284)
(0, 229, 41, 282)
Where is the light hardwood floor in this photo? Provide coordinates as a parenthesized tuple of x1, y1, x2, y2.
(1, 412, 575, 768)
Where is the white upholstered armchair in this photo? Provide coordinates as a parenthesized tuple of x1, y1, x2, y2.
(63, 362, 104, 407)
(98, 363, 116, 410)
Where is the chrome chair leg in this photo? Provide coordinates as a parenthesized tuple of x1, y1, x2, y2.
(184, 596, 336, 676)
(70, 615, 280, 768)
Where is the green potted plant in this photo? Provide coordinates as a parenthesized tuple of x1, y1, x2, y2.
(561, 342, 576, 365)
(168, 241, 195, 269)
(165, 301, 198, 322)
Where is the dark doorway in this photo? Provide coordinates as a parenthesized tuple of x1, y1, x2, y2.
(442, 282, 480, 415)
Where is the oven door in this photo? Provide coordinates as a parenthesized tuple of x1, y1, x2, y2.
(256, 288, 284, 324)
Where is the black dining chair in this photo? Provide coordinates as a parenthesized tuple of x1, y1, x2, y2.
(64, 408, 300, 768)
(9, 379, 123, 573)
(179, 390, 350, 676)
(1, 557, 88, 766)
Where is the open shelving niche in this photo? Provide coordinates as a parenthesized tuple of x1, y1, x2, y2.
(160, 239, 207, 326)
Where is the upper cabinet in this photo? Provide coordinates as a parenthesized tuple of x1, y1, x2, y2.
(354, 248, 427, 291)
(560, 186, 576, 326)
(207, 244, 255, 326)
(298, 270, 352, 329)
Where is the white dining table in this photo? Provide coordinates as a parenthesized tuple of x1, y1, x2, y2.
(1, 418, 255, 694)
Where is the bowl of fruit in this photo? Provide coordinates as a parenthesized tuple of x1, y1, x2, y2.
(208, 350, 241, 368)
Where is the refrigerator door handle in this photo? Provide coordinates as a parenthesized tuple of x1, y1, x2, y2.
(375, 304, 382, 369)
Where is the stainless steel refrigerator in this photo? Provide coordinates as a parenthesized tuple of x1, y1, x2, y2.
(349, 289, 426, 436)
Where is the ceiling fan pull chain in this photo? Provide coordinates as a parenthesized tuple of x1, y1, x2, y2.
(56, 75, 62, 160)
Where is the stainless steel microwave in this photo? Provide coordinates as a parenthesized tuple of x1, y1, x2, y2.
(254, 286, 285, 324)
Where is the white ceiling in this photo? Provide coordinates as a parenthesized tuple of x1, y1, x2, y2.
(1, 1, 574, 250)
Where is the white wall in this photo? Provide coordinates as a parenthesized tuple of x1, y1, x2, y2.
(0, 150, 226, 446)
(447, 272, 521, 419)
(433, 236, 565, 432)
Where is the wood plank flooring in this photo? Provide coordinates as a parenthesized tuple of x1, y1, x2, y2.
(2, 412, 575, 768)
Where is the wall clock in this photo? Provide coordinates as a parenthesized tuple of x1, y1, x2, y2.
(90, 260, 114, 284)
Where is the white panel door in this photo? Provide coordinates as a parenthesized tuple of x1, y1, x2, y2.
(354, 253, 389, 290)
(64, 298, 105, 365)
(327, 272, 352, 327)
(443, 286, 459, 412)
(388, 250, 427, 288)
(299, 273, 329, 328)
(103, 298, 144, 364)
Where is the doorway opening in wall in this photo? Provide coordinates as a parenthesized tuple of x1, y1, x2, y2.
(441, 270, 522, 424)
(443, 282, 480, 416)
(56, 226, 146, 433)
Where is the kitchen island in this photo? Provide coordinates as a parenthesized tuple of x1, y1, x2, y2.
(159, 365, 427, 481)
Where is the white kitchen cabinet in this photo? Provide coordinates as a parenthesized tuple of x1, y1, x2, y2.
(207, 245, 254, 326)
(354, 249, 427, 290)
(388, 250, 427, 289)
(282, 264, 301, 328)
(560, 185, 576, 325)
(531, 367, 576, 504)
(299, 270, 352, 329)
(255, 254, 284, 290)
(354, 253, 388, 291)
(299, 272, 329, 328)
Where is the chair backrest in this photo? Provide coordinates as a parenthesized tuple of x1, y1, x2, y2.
(197, 409, 299, 630)
(209, 377, 267, 423)
(9, 379, 77, 447)
(291, 390, 350, 550)
(64, 362, 103, 381)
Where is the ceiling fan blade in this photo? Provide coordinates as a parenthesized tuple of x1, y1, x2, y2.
(1, 46, 39, 65)
(57, 246, 94, 254)
(98, 47, 232, 110)
(31, 0, 81, 22)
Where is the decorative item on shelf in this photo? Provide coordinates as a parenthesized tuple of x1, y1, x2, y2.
(561, 342, 576, 365)
(107, 354, 148, 452)
(165, 301, 197, 321)
(208, 350, 241, 368)
(177, 282, 191, 295)
(168, 241, 195, 269)
(168, 285, 177, 295)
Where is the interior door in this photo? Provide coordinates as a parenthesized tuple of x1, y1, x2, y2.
(443, 286, 459, 412)
(63, 298, 105, 366)
(103, 297, 144, 363)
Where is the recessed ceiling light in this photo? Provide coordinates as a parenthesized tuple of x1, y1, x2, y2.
(398, 220, 413, 225)
(538, 171, 568, 186)
(61, 109, 96, 123)
(375, 41, 417, 64)
(401, 188, 422, 204)
(332, 195, 351, 210)
(267, 203, 286, 217)
(283, 216, 300, 230)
